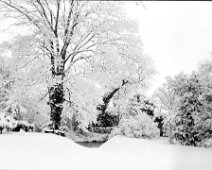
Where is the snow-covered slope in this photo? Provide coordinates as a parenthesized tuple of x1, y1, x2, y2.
(101, 136, 212, 170)
(0, 133, 212, 170)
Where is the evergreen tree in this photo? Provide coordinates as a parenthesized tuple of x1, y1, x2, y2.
(172, 73, 203, 146)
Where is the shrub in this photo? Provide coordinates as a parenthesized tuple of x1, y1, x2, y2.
(0, 115, 17, 133)
(95, 111, 119, 127)
(89, 127, 113, 134)
(13, 120, 34, 132)
(111, 113, 160, 139)
(42, 121, 68, 137)
(60, 125, 69, 133)
(198, 138, 212, 148)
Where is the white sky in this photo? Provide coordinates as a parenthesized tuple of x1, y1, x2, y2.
(125, 1, 212, 95)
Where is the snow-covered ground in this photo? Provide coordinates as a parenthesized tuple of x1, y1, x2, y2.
(0, 132, 211, 170)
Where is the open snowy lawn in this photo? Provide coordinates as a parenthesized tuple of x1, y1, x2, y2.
(0, 133, 212, 170)
(101, 136, 212, 170)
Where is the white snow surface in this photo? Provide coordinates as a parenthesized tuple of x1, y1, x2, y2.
(0, 133, 212, 170)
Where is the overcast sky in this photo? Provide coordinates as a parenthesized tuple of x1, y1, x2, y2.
(125, 1, 212, 95)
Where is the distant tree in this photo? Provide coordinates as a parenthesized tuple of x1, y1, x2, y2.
(153, 77, 178, 116)
(171, 73, 204, 146)
(153, 75, 182, 137)
(157, 72, 212, 146)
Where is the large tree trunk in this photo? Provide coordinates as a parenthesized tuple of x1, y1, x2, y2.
(48, 55, 65, 130)
(48, 83, 64, 130)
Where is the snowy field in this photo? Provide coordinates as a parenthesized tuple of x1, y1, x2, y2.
(0, 133, 212, 170)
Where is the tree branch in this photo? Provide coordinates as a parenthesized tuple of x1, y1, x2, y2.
(64, 55, 92, 73)
(65, 49, 94, 63)
(35, 0, 55, 33)
(38, 91, 48, 102)
(54, 0, 60, 32)
(0, 0, 40, 30)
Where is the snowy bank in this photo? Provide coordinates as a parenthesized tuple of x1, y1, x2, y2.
(101, 135, 212, 170)
(0, 133, 211, 170)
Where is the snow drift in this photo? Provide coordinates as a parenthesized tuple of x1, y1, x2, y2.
(0, 133, 212, 170)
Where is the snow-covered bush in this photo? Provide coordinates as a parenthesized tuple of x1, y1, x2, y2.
(89, 126, 114, 134)
(31, 112, 50, 132)
(198, 138, 212, 148)
(60, 111, 88, 136)
(42, 121, 55, 131)
(59, 125, 69, 133)
(3, 101, 27, 120)
(13, 120, 34, 132)
(111, 112, 159, 139)
(95, 111, 120, 128)
(42, 121, 68, 137)
(0, 116, 6, 133)
(0, 115, 17, 133)
(110, 93, 160, 139)
(5, 116, 17, 130)
(0, 99, 35, 133)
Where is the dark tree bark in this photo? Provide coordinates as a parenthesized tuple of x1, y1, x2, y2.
(94, 80, 129, 128)
(48, 83, 64, 130)
(154, 116, 164, 136)
(97, 87, 120, 114)
(97, 79, 129, 114)
(47, 46, 65, 130)
(0, 128, 2, 134)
